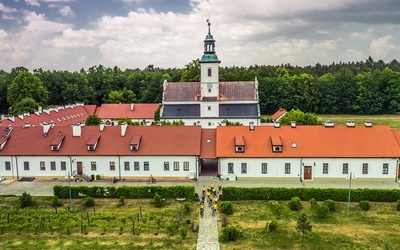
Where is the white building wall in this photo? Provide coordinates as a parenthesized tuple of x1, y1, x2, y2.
(219, 157, 399, 180)
(0, 155, 198, 179)
(200, 102, 219, 118)
(173, 118, 260, 128)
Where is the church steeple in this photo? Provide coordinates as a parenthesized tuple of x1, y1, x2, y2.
(200, 19, 221, 63)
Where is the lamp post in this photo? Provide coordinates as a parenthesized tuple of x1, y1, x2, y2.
(65, 171, 72, 211)
(347, 172, 355, 215)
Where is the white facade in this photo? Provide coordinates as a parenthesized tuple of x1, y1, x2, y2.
(166, 118, 260, 128)
(1, 155, 198, 180)
(219, 157, 399, 181)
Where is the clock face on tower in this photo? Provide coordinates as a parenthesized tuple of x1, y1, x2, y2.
(207, 83, 212, 89)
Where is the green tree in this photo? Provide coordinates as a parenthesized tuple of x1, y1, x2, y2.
(85, 114, 102, 126)
(117, 117, 135, 126)
(7, 71, 48, 114)
(279, 109, 322, 125)
(12, 97, 39, 114)
(107, 87, 137, 103)
(296, 213, 312, 247)
(180, 59, 200, 82)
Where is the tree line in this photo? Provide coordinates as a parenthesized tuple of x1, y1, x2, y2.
(1, 56, 400, 115)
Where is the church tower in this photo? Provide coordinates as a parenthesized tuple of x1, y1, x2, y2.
(200, 20, 220, 118)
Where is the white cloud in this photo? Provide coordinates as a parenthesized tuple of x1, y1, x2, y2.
(43, 28, 98, 48)
(370, 35, 396, 59)
(25, 0, 40, 7)
(59, 6, 73, 16)
(0, 3, 17, 13)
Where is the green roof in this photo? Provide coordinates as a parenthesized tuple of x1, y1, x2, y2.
(200, 53, 220, 63)
(205, 34, 214, 40)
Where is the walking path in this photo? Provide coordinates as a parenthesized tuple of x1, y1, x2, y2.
(196, 177, 220, 250)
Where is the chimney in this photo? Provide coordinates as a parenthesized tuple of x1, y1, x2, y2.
(99, 122, 105, 132)
(324, 121, 334, 128)
(274, 122, 280, 128)
(121, 122, 128, 136)
(23, 122, 31, 128)
(346, 121, 355, 127)
(130, 103, 135, 111)
(72, 124, 82, 137)
(365, 121, 372, 127)
(291, 121, 296, 128)
(249, 122, 255, 131)
(43, 122, 52, 136)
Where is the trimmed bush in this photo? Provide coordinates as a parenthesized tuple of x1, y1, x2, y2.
(309, 198, 319, 211)
(220, 226, 241, 241)
(288, 197, 302, 211)
(118, 196, 125, 206)
(268, 220, 278, 232)
(19, 191, 32, 208)
(316, 205, 330, 217)
(51, 196, 62, 207)
(84, 197, 95, 207)
(183, 202, 191, 213)
(179, 226, 188, 238)
(359, 200, 371, 211)
(153, 193, 164, 208)
(220, 201, 233, 215)
(269, 201, 284, 219)
(397, 200, 400, 211)
(324, 199, 336, 211)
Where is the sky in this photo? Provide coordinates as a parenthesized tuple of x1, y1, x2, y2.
(1, 0, 400, 72)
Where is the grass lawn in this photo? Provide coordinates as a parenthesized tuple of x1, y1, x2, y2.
(316, 114, 400, 129)
(218, 200, 400, 250)
(0, 196, 198, 250)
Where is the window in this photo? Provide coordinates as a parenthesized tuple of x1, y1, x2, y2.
(235, 146, 245, 153)
(40, 161, 45, 171)
(124, 161, 130, 171)
(5, 162, 11, 171)
(208, 122, 212, 126)
(208, 106, 211, 111)
(174, 162, 179, 171)
(208, 88, 211, 93)
(208, 68, 212, 77)
(323, 163, 328, 174)
(362, 163, 368, 174)
(342, 163, 348, 174)
(183, 162, 189, 171)
(134, 161, 140, 171)
(24, 162, 29, 171)
(382, 163, 389, 174)
(110, 161, 115, 171)
(91, 161, 97, 171)
(144, 161, 149, 171)
(164, 162, 170, 171)
(61, 161, 66, 171)
(241, 163, 247, 174)
(228, 163, 234, 174)
(51, 161, 56, 171)
(285, 163, 291, 174)
(261, 163, 267, 174)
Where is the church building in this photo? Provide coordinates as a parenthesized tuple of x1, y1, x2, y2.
(160, 21, 260, 128)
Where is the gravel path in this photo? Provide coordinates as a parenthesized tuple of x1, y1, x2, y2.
(196, 195, 220, 250)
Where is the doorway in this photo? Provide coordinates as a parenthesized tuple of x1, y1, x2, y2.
(304, 166, 312, 180)
(77, 162, 83, 175)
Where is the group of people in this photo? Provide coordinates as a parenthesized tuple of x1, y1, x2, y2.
(199, 182, 222, 217)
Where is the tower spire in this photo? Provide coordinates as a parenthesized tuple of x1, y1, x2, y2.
(200, 19, 220, 64)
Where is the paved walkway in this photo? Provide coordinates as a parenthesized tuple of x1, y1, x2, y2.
(196, 197, 219, 250)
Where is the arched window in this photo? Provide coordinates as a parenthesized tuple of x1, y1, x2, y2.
(208, 68, 212, 77)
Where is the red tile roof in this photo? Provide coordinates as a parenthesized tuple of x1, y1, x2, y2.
(219, 82, 257, 101)
(0, 125, 201, 156)
(216, 125, 400, 158)
(200, 129, 216, 159)
(95, 103, 159, 119)
(164, 82, 201, 101)
(1, 105, 90, 127)
(271, 108, 287, 121)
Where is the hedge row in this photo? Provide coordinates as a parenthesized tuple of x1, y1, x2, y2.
(221, 187, 400, 202)
(53, 185, 195, 200)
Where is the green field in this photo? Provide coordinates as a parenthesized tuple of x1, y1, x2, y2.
(0, 196, 198, 250)
(317, 114, 400, 129)
(219, 200, 400, 250)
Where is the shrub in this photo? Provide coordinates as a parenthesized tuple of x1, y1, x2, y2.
(315, 205, 330, 218)
(268, 220, 278, 232)
(397, 200, 400, 211)
(19, 191, 32, 208)
(309, 198, 319, 211)
(51, 196, 62, 207)
(118, 196, 125, 206)
(179, 226, 188, 238)
(288, 197, 302, 211)
(183, 202, 191, 213)
(269, 201, 284, 219)
(220, 201, 233, 215)
(324, 199, 336, 211)
(359, 200, 371, 211)
(84, 197, 95, 207)
(153, 193, 164, 208)
(220, 226, 241, 241)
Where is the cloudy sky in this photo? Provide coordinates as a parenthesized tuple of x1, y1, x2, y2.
(1, 0, 400, 72)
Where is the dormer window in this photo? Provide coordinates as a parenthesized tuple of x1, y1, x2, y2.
(130, 135, 142, 151)
(234, 136, 245, 153)
(50, 135, 66, 151)
(0, 136, 10, 151)
(87, 135, 101, 151)
(270, 136, 283, 153)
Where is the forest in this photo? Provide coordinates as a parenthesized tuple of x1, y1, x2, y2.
(1, 56, 400, 116)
